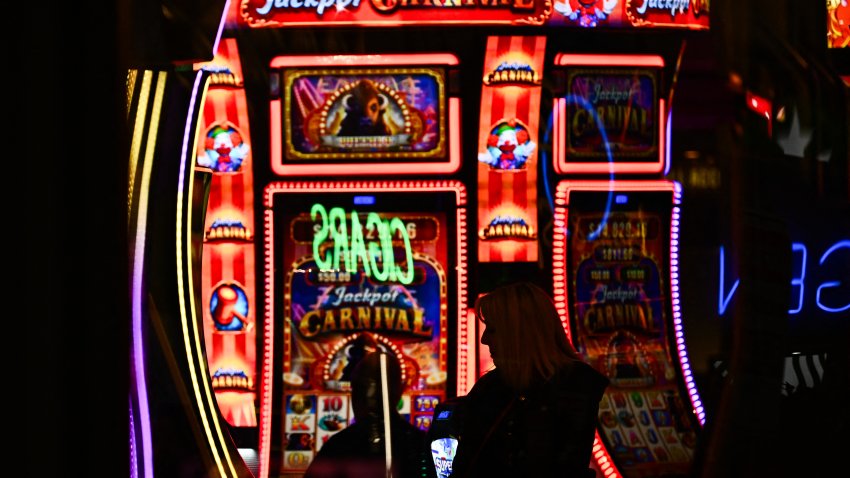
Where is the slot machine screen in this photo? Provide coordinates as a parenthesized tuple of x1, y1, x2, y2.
(282, 68, 447, 163)
(267, 186, 461, 475)
(566, 190, 699, 476)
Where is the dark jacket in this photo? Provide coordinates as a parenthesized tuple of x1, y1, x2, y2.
(304, 413, 435, 478)
(450, 361, 609, 478)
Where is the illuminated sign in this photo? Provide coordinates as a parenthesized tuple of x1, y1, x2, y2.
(243, 0, 548, 27)
(624, 0, 709, 28)
(717, 240, 850, 316)
(241, 0, 709, 27)
(311, 204, 415, 285)
(482, 61, 542, 86)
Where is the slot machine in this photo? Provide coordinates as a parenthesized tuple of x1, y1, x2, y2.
(550, 54, 704, 478)
(259, 54, 472, 476)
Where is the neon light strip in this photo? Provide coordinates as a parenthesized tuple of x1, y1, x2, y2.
(258, 209, 274, 478)
(592, 431, 620, 478)
(130, 70, 159, 478)
(211, 0, 230, 58)
(553, 97, 566, 175)
(658, 98, 666, 174)
(554, 53, 665, 67)
(128, 71, 151, 223)
(126, 70, 138, 120)
(669, 182, 705, 424)
(193, 76, 242, 473)
(130, 400, 138, 478)
(270, 98, 461, 176)
(270, 53, 459, 68)
(175, 71, 236, 476)
(664, 108, 673, 176)
(259, 180, 467, 478)
(456, 205, 470, 395)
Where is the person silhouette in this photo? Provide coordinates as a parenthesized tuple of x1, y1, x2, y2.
(305, 351, 435, 478)
(449, 282, 609, 478)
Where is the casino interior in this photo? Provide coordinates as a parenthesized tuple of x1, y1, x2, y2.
(30, 0, 849, 477)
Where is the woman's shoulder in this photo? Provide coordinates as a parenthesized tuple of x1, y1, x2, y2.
(467, 369, 508, 395)
(552, 360, 610, 397)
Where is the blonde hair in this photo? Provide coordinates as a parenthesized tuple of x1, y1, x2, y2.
(475, 282, 581, 391)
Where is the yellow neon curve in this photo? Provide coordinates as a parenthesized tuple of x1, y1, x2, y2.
(129, 70, 152, 224)
(127, 69, 138, 120)
(187, 76, 240, 476)
(174, 73, 234, 477)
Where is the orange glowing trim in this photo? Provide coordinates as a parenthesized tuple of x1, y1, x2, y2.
(658, 98, 667, 172)
(449, 98, 462, 173)
(554, 98, 666, 175)
(592, 432, 622, 477)
(554, 54, 665, 68)
(270, 53, 459, 68)
(270, 99, 461, 176)
(553, 98, 566, 175)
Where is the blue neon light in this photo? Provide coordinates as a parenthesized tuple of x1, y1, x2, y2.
(717, 240, 849, 316)
(353, 195, 375, 205)
(615, 194, 628, 204)
(788, 243, 807, 314)
(718, 245, 740, 316)
(815, 240, 850, 313)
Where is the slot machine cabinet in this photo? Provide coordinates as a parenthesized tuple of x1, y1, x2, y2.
(550, 53, 705, 478)
(259, 53, 471, 477)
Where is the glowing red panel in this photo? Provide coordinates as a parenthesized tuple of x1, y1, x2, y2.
(194, 38, 259, 431)
(477, 35, 547, 263)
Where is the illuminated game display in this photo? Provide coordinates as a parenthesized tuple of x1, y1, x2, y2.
(553, 54, 667, 175)
(284, 69, 446, 160)
(549, 47, 701, 478)
(262, 181, 469, 475)
(270, 54, 461, 176)
(554, 181, 701, 478)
